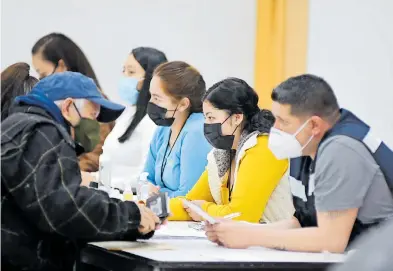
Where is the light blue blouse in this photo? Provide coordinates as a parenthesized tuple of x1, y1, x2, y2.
(143, 113, 212, 197)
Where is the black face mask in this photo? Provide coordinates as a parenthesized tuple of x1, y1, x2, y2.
(147, 102, 177, 126)
(204, 116, 238, 150)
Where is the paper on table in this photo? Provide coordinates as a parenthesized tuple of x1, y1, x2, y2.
(155, 222, 206, 238)
(89, 241, 174, 251)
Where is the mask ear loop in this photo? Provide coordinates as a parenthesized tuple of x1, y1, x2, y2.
(69, 102, 86, 154)
(73, 103, 83, 117)
(293, 118, 312, 137)
(221, 114, 240, 136)
(301, 135, 314, 151)
(294, 118, 314, 150)
(165, 104, 179, 119)
(171, 104, 179, 118)
(69, 102, 83, 128)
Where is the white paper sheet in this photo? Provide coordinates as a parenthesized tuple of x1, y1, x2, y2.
(154, 222, 206, 238)
(88, 223, 347, 264)
(89, 241, 173, 251)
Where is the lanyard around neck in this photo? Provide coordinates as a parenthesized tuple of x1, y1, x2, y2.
(160, 119, 188, 184)
(227, 149, 236, 201)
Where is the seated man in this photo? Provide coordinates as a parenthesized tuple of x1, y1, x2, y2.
(205, 74, 393, 253)
(1, 72, 160, 271)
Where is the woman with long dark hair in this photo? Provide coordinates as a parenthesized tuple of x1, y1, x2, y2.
(1, 62, 38, 120)
(169, 78, 294, 223)
(97, 47, 167, 189)
(31, 32, 111, 172)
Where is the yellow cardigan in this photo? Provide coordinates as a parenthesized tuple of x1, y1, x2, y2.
(169, 135, 288, 223)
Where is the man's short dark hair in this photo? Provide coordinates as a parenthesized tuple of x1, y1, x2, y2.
(271, 74, 339, 120)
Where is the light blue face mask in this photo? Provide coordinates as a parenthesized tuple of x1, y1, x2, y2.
(118, 77, 140, 105)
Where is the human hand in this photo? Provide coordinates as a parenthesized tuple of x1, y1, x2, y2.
(205, 221, 219, 244)
(182, 200, 203, 222)
(137, 203, 160, 235)
(211, 220, 254, 249)
(155, 219, 168, 230)
(148, 182, 160, 196)
(80, 171, 95, 186)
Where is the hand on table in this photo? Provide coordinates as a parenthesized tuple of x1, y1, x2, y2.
(148, 182, 160, 196)
(137, 203, 160, 235)
(205, 220, 254, 249)
(80, 171, 95, 186)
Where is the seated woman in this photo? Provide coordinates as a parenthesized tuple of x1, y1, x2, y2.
(169, 78, 294, 223)
(92, 47, 167, 189)
(144, 61, 212, 197)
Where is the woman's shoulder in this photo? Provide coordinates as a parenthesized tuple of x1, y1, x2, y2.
(183, 113, 205, 133)
(255, 133, 269, 146)
(151, 125, 169, 143)
(244, 134, 287, 165)
(242, 134, 270, 157)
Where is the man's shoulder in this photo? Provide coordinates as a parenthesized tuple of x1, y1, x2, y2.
(1, 112, 73, 148)
(315, 135, 380, 181)
(318, 135, 375, 162)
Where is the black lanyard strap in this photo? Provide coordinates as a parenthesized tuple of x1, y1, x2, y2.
(227, 149, 236, 201)
(160, 118, 188, 184)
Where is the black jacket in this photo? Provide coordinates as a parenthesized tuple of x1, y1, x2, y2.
(1, 105, 151, 271)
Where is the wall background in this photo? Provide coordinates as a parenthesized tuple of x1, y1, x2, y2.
(2, 0, 392, 146)
(307, 0, 393, 147)
(1, 0, 256, 103)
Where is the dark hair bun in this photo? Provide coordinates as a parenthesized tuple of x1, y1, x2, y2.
(247, 109, 275, 133)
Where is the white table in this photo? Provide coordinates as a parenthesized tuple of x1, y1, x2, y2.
(81, 222, 346, 270)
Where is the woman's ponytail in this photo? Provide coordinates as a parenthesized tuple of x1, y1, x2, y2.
(246, 109, 275, 133)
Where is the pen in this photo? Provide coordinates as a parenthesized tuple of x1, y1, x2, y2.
(223, 212, 241, 220)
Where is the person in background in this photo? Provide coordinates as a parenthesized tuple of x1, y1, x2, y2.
(205, 74, 393, 252)
(87, 47, 167, 189)
(31, 32, 113, 172)
(144, 61, 212, 197)
(1, 72, 159, 271)
(1, 62, 38, 120)
(169, 78, 294, 223)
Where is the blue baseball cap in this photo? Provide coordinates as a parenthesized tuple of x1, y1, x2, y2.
(31, 71, 124, 123)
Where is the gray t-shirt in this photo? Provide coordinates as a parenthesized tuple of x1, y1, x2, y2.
(314, 135, 393, 224)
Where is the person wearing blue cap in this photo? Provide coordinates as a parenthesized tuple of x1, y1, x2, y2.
(31, 32, 115, 173)
(1, 72, 160, 271)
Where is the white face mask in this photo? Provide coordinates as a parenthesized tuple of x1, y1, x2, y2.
(268, 119, 314, 160)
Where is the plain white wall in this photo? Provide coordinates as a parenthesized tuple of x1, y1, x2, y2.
(307, 0, 393, 147)
(1, 0, 256, 103)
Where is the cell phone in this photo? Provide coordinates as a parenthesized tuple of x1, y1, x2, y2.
(182, 200, 217, 224)
(146, 192, 170, 223)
